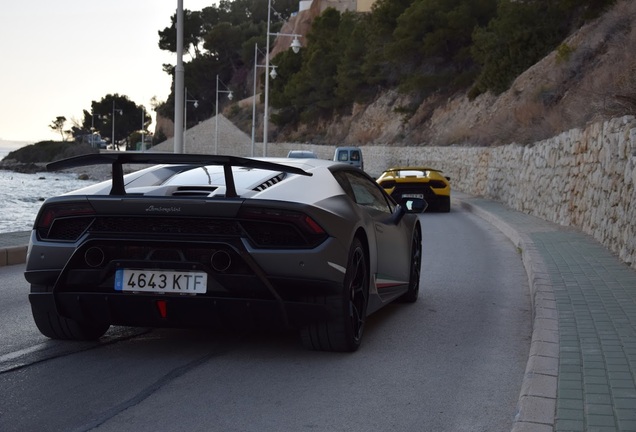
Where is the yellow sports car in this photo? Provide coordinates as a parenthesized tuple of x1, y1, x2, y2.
(377, 167, 451, 212)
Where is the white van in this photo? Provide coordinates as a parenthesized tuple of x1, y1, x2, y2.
(333, 146, 364, 170)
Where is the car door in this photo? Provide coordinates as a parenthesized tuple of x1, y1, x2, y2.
(333, 169, 411, 300)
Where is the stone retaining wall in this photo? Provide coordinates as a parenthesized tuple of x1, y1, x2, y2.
(157, 114, 636, 270)
(273, 116, 636, 270)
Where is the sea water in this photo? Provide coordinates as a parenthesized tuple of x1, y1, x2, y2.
(0, 140, 98, 233)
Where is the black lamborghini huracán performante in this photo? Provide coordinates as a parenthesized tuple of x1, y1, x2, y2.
(25, 153, 426, 352)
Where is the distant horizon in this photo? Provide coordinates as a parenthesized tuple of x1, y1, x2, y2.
(1, 1, 216, 143)
(0, 139, 34, 149)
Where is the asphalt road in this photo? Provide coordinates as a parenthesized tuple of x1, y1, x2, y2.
(0, 203, 531, 432)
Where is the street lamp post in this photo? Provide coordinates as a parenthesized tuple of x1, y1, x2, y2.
(215, 74, 233, 155)
(174, 0, 185, 153)
(90, 107, 104, 149)
(252, 44, 258, 157)
(184, 87, 198, 154)
(251, 43, 278, 157)
(140, 106, 145, 152)
(263, 0, 302, 156)
(112, 101, 123, 151)
(91, 106, 99, 133)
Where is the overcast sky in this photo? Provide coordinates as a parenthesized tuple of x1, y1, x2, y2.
(0, 0, 215, 143)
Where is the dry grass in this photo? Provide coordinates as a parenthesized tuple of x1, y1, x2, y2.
(349, 128, 380, 144)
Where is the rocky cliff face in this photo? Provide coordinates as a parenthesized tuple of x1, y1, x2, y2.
(273, 0, 636, 148)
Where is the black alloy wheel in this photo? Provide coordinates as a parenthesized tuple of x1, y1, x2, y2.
(400, 226, 422, 303)
(300, 237, 369, 352)
(346, 238, 369, 346)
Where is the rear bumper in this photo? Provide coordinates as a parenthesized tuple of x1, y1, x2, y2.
(29, 290, 332, 329)
(389, 188, 449, 202)
(25, 235, 348, 329)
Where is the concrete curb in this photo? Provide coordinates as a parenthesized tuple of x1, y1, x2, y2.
(457, 199, 558, 432)
(0, 245, 27, 267)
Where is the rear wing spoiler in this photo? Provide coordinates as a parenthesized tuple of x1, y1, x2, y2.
(383, 166, 450, 181)
(47, 153, 312, 197)
(384, 167, 443, 173)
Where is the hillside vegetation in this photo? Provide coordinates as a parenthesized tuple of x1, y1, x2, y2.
(154, 0, 635, 148)
(284, 0, 636, 147)
(244, 0, 636, 146)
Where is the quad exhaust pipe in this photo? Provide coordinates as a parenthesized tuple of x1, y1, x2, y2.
(210, 250, 231, 272)
(84, 247, 105, 268)
(83, 245, 232, 273)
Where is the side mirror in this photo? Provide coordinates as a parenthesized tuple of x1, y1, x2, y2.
(401, 197, 427, 214)
(387, 198, 427, 225)
(388, 204, 406, 225)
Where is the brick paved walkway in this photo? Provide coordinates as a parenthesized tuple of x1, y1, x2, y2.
(457, 193, 636, 432)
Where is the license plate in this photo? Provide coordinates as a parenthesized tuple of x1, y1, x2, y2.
(402, 193, 424, 199)
(115, 269, 207, 294)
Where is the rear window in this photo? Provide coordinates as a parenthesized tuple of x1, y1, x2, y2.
(337, 150, 349, 161)
(288, 151, 317, 158)
(163, 166, 280, 188)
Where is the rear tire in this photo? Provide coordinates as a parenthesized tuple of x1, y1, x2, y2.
(437, 196, 451, 213)
(400, 226, 422, 303)
(300, 238, 369, 352)
(31, 303, 110, 341)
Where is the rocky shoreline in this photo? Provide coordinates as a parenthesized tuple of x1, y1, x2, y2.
(0, 159, 131, 182)
(0, 160, 47, 174)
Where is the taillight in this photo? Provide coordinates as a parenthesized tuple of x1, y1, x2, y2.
(36, 202, 96, 240)
(302, 215, 324, 234)
(238, 207, 328, 248)
(429, 180, 448, 189)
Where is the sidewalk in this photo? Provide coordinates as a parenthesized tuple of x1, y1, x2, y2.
(454, 192, 636, 432)
(2, 195, 635, 431)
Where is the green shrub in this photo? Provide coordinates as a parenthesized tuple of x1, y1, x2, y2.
(556, 43, 575, 63)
